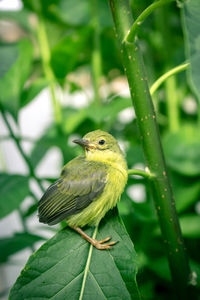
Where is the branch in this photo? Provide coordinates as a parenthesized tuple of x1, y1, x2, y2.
(124, 0, 175, 43)
(128, 168, 154, 179)
(1, 109, 45, 193)
(109, 0, 191, 298)
(150, 62, 189, 95)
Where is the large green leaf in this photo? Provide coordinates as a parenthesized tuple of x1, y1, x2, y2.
(54, 0, 112, 27)
(0, 39, 33, 118)
(51, 27, 91, 79)
(170, 172, 200, 213)
(22, 0, 59, 15)
(0, 174, 29, 219)
(56, 0, 90, 26)
(0, 232, 45, 263)
(182, 0, 200, 100)
(163, 124, 200, 176)
(9, 209, 140, 300)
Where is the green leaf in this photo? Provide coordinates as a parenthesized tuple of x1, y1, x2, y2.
(52, 0, 113, 28)
(20, 78, 49, 107)
(163, 124, 200, 176)
(182, 0, 200, 100)
(179, 214, 200, 238)
(86, 97, 131, 124)
(0, 174, 29, 219)
(51, 27, 91, 79)
(22, 0, 59, 15)
(154, 214, 200, 239)
(0, 39, 33, 118)
(63, 108, 88, 134)
(0, 232, 45, 263)
(9, 209, 140, 300)
(62, 97, 132, 134)
(170, 172, 200, 213)
(55, 0, 90, 26)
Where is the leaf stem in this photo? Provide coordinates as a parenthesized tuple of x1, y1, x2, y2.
(0, 134, 36, 142)
(79, 227, 98, 300)
(0, 109, 45, 193)
(109, 0, 191, 298)
(124, 0, 175, 43)
(37, 15, 62, 125)
(128, 168, 154, 179)
(166, 76, 180, 132)
(150, 63, 189, 95)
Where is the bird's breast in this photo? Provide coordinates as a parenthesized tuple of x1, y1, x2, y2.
(105, 165, 128, 208)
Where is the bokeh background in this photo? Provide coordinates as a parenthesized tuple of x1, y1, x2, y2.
(0, 0, 200, 299)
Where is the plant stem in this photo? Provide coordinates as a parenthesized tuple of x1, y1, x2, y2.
(90, 0, 102, 105)
(37, 15, 62, 124)
(128, 169, 154, 179)
(166, 76, 180, 132)
(124, 0, 174, 43)
(156, 6, 181, 133)
(0, 134, 36, 142)
(109, 0, 191, 298)
(150, 63, 189, 95)
(1, 109, 45, 193)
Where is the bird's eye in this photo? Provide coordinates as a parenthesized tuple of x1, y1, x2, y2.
(99, 139, 105, 145)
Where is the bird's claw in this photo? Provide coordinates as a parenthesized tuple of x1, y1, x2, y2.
(92, 236, 118, 250)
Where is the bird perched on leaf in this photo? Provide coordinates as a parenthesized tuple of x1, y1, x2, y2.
(38, 130, 127, 250)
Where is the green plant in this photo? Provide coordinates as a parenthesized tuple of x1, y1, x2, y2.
(0, 0, 200, 299)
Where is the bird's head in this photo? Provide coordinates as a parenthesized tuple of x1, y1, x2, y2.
(73, 130, 126, 165)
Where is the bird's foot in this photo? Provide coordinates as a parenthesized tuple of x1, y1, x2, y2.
(72, 226, 118, 250)
(91, 236, 118, 250)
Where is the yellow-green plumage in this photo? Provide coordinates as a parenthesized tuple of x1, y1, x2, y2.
(38, 130, 127, 242)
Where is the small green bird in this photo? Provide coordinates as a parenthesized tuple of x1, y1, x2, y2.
(38, 130, 127, 249)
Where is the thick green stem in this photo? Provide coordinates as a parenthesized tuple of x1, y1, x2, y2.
(1, 109, 45, 193)
(37, 16, 62, 124)
(125, 0, 174, 43)
(109, 0, 191, 298)
(150, 63, 189, 95)
(90, 0, 102, 105)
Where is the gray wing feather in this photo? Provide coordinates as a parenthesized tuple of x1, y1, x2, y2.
(38, 156, 107, 225)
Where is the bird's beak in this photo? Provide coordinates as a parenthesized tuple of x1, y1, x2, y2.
(73, 138, 96, 149)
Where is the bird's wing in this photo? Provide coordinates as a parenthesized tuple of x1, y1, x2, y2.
(38, 156, 108, 225)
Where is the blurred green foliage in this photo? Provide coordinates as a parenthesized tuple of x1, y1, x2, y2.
(0, 0, 200, 299)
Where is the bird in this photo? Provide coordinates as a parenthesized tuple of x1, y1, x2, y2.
(38, 130, 128, 250)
